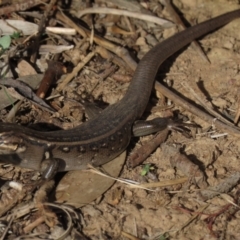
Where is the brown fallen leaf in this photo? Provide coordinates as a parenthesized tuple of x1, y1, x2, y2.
(0, 74, 43, 110)
(0, 78, 54, 112)
(55, 151, 126, 207)
(17, 59, 37, 76)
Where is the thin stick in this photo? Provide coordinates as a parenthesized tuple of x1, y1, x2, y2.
(57, 51, 96, 91)
(77, 7, 174, 28)
(162, 0, 210, 62)
(181, 81, 234, 126)
(155, 82, 240, 136)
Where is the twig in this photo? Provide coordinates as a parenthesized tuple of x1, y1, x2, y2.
(30, 0, 58, 63)
(128, 128, 169, 168)
(56, 10, 138, 71)
(87, 166, 154, 191)
(36, 61, 66, 98)
(57, 51, 96, 91)
(181, 81, 234, 127)
(77, 7, 174, 28)
(121, 231, 141, 240)
(154, 82, 240, 136)
(0, 0, 47, 16)
(0, 216, 13, 240)
(137, 177, 188, 188)
(162, 0, 210, 63)
(177, 204, 209, 232)
(95, 46, 131, 74)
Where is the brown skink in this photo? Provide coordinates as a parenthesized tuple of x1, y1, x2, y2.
(0, 9, 240, 178)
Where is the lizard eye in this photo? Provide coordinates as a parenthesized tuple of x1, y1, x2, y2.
(0, 132, 26, 154)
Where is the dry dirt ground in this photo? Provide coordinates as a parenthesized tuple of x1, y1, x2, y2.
(1, 0, 240, 239)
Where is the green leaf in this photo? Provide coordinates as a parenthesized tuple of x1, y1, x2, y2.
(140, 164, 151, 176)
(0, 35, 11, 50)
(11, 32, 21, 39)
(159, 235, 167, 240)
